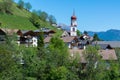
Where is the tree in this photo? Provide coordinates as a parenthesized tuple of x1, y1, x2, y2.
(37, 32, 45, 59)
(83, 31, 88, 35)
(49, 66, 70, 80)
(93, 33, 101, 41)
(24, 2, 32, 11)
(30, 12, 40, 28)
(77, 30, 82, 36)
(32, 10, 41, 16)
(44, 37, 79, 80)
(0, 2, 4, 13)
(0, 35, 23, 79)
(82, 45, 105, 80)
(0, 46, 23, 80)
(47, 37, 69, 67)
(22, 47, 40, 79)
(17, 0, 24, 9)
(37, 32, 44, 49)
(48, 15, 56, 24)
(0, 0, 13, 14)
(4, 0, 13, 13)
(39, 11, 48, 21)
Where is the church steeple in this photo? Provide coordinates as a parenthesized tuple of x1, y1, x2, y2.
(71, 10, 77, 20)
(70, 10, 77, 36)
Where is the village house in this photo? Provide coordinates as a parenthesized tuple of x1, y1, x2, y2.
(0, 11, 119, 65)
(0, 28, 56, 47)
(92, 41, 120, 49)
(0, 28, 20, 44)
(43, 11, 118, 64)
(17, 28, 56, 47)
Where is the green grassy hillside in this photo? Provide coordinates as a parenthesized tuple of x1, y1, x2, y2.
(0, 14, 37, 30)
(0, 0, 37, 30)
(0, 0, 51, 30)
(11, 4, 31, 18)
(0, 0, 63, 36)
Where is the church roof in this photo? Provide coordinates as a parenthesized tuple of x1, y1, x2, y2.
(71, 16, 77, 19)
(71, 10, 77, 19)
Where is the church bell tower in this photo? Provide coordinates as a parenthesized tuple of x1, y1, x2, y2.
(70, 11, 77, 36)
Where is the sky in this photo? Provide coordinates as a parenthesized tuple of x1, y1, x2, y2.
(14, 0, 120, 32)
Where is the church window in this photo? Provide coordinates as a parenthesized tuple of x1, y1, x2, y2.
(73, 28, 75, 31)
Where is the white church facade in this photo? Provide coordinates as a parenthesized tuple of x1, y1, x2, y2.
(70, 11, 77, 36)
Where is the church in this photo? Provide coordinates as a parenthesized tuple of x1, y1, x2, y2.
(44, 11, 92, 49)
(61, 11, 77, 37)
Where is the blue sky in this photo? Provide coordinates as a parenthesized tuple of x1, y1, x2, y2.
(14, 0, 120, 32)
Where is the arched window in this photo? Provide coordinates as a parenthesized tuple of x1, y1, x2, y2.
(73, 28, 75, 31)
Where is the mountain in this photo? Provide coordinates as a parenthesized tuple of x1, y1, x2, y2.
(88, 29, 120, 41)
(57, 23, 70, 31)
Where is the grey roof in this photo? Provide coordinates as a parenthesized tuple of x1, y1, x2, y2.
(33, 30, 40, 32)
(21, 30, 30, 34)
(80, 40, 88, 45)
(92, 41, 120, 48)
(92, 44, 112, 49)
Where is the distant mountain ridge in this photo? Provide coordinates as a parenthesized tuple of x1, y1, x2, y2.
(88, 29, 120, 41)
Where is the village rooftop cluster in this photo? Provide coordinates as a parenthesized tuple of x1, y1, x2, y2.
(0, 11, 119, 63)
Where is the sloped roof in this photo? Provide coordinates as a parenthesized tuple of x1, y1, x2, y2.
(21, 30, 30, 34)
(61, 36, 76, 43)
(44, 36, 52, 43)
(0, 28, 19, 35)
(93, 41, 120, 48)
(69, 49, 117, 63)
(92, 44, 113, 49)
(0, 29, 6, 35)
(17, 30, 34, 36)
(61, 31, 70, 37)
(33, 29, 56, 33)
(99, 50, 117, 60)
(44, 36, 77, 43)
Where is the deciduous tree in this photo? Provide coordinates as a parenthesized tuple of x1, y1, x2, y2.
(17, 0, 24, 9)
(24, 2, 32, 11)
(93, 33, 101, 41)
(48, 15, 56, 24)
(39, 11, 48, 21)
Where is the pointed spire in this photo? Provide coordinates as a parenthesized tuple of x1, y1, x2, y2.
(73, 9, 75, 16)
(71, 9, 77, 20)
